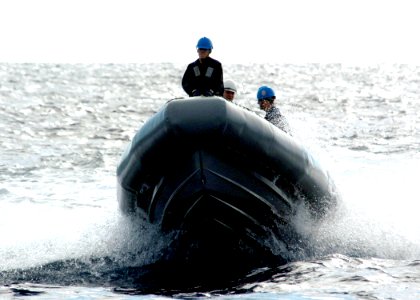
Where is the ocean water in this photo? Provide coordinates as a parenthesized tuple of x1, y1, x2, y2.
(0, 63, 419, 299)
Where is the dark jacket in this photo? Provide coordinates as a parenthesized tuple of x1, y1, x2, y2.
(182, 57, 223, 97)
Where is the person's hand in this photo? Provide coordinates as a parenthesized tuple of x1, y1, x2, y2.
(203, 89, 214, 97)
(192, 89, 201, 96)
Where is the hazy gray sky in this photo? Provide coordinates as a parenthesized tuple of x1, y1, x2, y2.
(1, 0, 419, 64)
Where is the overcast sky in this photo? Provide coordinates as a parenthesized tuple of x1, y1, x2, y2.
(1, 0, 419, 64)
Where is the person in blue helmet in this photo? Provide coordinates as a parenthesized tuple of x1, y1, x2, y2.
(182, 37, 224, 97)
(257, 86, 292, 135)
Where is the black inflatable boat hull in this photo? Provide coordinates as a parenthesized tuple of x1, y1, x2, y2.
(116, 97, 338, 279)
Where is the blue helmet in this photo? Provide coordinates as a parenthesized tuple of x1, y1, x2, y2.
(196, 37, 213, 50)
(257, 86, 275, 100)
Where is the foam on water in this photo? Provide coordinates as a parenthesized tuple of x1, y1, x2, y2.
(0, 197, 168, 274)
(289, 152, 420, 262)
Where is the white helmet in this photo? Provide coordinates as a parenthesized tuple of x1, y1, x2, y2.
(224, 79, 237, 93)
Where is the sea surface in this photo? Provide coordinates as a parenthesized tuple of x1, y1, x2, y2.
(0, 63, 419, 299)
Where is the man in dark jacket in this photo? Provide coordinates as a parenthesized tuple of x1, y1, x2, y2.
(182, 37, 224, 97)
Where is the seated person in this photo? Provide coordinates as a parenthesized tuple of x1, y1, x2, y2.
(257, 86, 292, 135)
(223, 79, 237, 102)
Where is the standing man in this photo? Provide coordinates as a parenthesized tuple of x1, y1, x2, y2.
(222, 79, 237, 102)
(257, 86, 292, 135)
(182, 37, 224, 97)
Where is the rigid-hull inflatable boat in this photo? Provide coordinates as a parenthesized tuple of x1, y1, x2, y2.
(116, 97, 339, 285)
